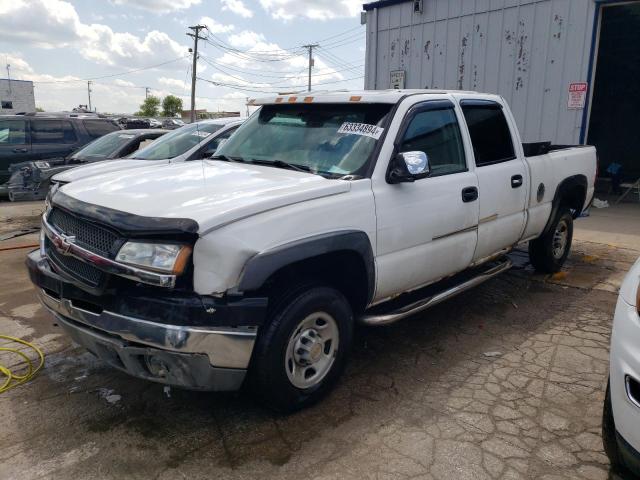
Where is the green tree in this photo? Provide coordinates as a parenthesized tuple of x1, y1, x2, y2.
(138, 95, 161, 117)
(162, 95, 183, 117)
(35, 106, 45, 112)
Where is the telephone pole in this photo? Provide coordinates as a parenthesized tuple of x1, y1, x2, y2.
(6, 64, 11, 94)
(187, 25, 206, 123)
(87, 80, 93, 112)
(302, 44, 318, 92)
(145, 87, 150, 99)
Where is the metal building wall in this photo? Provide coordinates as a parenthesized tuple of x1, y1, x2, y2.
(364, 0, 597, 144)
(0, 79, 36, 114)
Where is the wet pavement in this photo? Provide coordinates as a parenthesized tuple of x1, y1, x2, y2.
(1, 206, 639, 480)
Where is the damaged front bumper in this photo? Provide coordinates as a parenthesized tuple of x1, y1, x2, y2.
(27, 250, 267, 391)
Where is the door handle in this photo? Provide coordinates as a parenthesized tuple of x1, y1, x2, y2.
(12, 148, 28, 153)
(511, 174, 523, 188)
(462, 186, 478, 203)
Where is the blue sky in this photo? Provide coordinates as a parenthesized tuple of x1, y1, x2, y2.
(0, 0, 368, 114)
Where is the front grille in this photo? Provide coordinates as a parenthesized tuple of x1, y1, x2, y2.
(45, 238, 105, 287)
(48, 208, 119, 257)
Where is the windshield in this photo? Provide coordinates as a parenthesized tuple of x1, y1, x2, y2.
(70, 131, 134, 161)
(215, 103, 392, 177)
(130, 122, 224, 160)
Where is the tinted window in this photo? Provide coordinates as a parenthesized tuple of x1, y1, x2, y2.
(0, 120, 26, 144)
(83, 119, 120, 138)
(399, 106, 466, 176)
(201, 126, 238, 157)
(31, 120, 77, 144)
(461, 103, 515, 166)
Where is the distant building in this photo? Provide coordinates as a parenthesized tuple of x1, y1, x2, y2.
(181, 109, 241, 122)
(0, 79, 35, 114)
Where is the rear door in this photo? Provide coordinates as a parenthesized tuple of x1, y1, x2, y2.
(458, 99, 528, 261)
(30, 119, 79, 161)
(0, 118, 29, 183)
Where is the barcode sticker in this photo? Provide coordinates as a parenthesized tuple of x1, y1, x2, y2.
(337, 122, 384, 140)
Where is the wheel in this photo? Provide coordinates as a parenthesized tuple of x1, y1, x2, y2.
(602, 379, 634, 477)
(251, 285, 353, 412)
(528, 207, 573, 273)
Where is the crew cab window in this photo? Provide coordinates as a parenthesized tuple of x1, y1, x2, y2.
(31, 120, 77, 144)
(83, 120, 120, 138)
(200, 126, 238, 158)
(398, 105, 466, 176)
(461, 103, 515, 166)
(0, 120, 26, 144)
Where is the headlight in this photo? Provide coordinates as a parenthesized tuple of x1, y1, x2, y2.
(116, 242, 192, 274)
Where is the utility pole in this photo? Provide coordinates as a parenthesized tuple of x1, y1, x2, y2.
(87, 80, 92, 112)
(145, 87, 150, 99)
(6, 63, 10, 94)
(303, 44, 318, 92)
(245, 97, 249, 117)
(187, 25, 206, 123)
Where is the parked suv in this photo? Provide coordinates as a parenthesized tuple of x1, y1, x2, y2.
(0, 114, 120, 187)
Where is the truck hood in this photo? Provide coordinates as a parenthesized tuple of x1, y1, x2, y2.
(58, 160, 351, 233)
(52, 159, 167, 183)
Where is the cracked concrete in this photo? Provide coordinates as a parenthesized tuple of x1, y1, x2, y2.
(1, 205, 639, 480)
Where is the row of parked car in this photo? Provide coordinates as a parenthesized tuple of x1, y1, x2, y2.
(116, 117, 185, 130)
(0, 112, 241, 201)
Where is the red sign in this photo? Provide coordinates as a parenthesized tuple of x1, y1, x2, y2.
(568, 82, 588, 109)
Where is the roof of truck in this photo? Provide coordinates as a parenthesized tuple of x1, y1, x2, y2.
(248, 89, 487, 106)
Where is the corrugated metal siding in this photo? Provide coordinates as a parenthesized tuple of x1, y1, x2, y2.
(364, 0, 597, 144)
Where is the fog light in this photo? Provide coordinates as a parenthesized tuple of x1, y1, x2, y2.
(145, 355, 169, 378)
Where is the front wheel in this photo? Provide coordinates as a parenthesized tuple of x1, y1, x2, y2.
(528, 208, 573, 273)
(251, 285, 353, 412)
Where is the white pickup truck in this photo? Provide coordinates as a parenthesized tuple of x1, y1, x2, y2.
(28, 90, 596, 411)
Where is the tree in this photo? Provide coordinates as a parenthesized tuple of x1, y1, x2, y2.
(162, 95, 183, 117)
(35, 107, 45, 112)
(138, 96, 161, 117)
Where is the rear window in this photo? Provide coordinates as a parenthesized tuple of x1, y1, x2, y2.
(31, 120, 77, 144)
(461, 103, 515, 166)
(83, 119, 120, 138)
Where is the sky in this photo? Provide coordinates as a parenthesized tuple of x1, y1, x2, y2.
(0, 0, 369, 115)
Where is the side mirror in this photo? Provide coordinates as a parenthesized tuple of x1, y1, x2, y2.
(387, 151, 430, 184)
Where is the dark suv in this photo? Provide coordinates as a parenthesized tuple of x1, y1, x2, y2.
(0, 114, 120, 185)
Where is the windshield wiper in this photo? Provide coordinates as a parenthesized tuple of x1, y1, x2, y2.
(249, 158, 313, 173)
(210, 154, 246, 163)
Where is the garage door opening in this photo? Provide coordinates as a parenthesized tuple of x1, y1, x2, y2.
(587, 2, 640, 181)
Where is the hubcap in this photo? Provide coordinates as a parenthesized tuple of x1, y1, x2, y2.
(285, 312, 339, 389)
(552, 219, 569, 259)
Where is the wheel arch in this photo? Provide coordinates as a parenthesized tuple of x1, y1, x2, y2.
(541, 174, 588, 236)
(237, 230, 375, 313)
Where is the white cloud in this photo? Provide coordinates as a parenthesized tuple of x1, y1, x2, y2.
(0, 0, 188, 68)
(227, 31, 265, 49)
(159, 77, 190, 91)
(110, 0, 201, 14)
(260, 0, 362, 20)
(221, 0, 253, 18)
(114, 79, 136, 87)
(199, 16, 235, 34)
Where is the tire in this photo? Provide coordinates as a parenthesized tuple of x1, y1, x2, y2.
(251, 285, 353, 412)
(603, 379, 629, 476)
(528, 207, 573, 273)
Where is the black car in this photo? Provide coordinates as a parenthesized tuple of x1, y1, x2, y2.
(125, 118, 151, 129)
(7, 129, 167, 202)
(0, 113, 121, 186)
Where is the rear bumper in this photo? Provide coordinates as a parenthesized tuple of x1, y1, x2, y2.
(27, 249, 261, 391)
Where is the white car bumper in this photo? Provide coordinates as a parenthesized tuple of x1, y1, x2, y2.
(610, 291, 640, 456)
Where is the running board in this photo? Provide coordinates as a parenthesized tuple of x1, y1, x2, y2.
(359, 257, 513, 326)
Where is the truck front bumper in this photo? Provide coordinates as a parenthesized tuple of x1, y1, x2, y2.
(27, 250, 263, 391)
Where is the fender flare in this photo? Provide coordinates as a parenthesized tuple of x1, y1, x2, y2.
(237, 230, 376, 304)
(542, 174, 588, 236)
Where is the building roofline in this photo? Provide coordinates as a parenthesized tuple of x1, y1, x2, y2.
(0, 78, 34, 84)
(363, 0, 410, 11)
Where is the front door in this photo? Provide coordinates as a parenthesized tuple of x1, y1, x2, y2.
(373, 99, 479, 302)
(459, 100, 528, 261)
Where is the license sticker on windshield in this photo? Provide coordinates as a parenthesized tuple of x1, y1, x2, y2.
(337, 122, 384, 140)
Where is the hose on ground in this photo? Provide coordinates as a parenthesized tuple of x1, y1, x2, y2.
(0, 335, 45, 393)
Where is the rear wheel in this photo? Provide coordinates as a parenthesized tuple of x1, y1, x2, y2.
(528, 208, 573, 273)
(251, 285, 353, 412)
